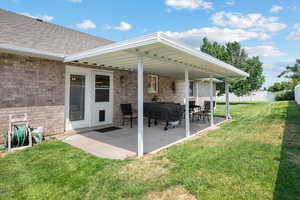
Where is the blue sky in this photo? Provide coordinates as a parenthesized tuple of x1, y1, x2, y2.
(2, 0, 300, 87)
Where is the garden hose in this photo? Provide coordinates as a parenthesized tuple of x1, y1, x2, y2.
(4, 126, 43, 148)
(12, 125, 28, 147)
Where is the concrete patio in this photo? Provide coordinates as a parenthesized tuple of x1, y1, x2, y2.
(63, 116, 225, 159)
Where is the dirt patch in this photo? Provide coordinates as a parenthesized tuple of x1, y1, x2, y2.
(0, 152, 7, 158)
(144, 185, 197, 200)
(117, 156, 174, 181)
(250, 123, 285, 145)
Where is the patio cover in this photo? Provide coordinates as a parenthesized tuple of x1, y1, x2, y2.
(64, 32, 248, 157)
(64, 32, 248, 80)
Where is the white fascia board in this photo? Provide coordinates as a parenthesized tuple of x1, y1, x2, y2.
(196, 78, 223, 83)
(157, 33, 249, 78)
(0, 44, 65, 60)
(64, 33, 160, 63)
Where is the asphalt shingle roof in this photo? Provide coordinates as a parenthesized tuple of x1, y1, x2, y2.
(0, 9, 114, 55)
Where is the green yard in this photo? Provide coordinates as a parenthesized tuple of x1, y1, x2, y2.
(0, 102, 300, 200)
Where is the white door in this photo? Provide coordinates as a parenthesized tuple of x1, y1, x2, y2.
(65, 68, 91, 130)
(91, 70, 113, 126)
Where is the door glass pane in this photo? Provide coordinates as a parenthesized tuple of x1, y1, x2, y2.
(95, 89, 109, 102)
(69, 74, 85, 121)
(95, 75, 110, 102)
(95, 75, 110, 89)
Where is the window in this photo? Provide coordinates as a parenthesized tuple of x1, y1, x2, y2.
(95, 75, 110, 102)
(189, 81, 194, 97)
(147, 75, 159, 93)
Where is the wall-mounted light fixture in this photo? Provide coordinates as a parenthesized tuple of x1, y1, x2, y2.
(120, 75, 125, 85)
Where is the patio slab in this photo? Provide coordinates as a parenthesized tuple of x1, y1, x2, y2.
(63, 117, 225, 159)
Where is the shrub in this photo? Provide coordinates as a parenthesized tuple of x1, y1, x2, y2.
(275, 90, 295, 101)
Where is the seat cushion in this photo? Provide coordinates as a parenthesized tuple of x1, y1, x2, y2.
(123, 114, 138, 118)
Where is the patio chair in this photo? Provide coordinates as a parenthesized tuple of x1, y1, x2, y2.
(188, 101, 196, 118)
(191, 105, 202, 121)
(201, 101, 216, 122)
(120, 104, 137, 128)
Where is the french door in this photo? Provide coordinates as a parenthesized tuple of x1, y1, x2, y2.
(65, 66, 113, 130)
(91, 71, 113, 127)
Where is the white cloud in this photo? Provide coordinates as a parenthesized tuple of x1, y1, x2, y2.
(165, 0, 213, 10)
(245, 45, 285, 57)
(225, 0, 235, 6)
(211, 11, 287, 32)
(21, 13, 54, 22)
(286, 24, 300, 40)
(270, 5, 283, 13)
(164, 27, 269, 47)
(67, 0, 82, 2)
(106, 21, 132, 31)
(115, 21, 132, 31)
(76, 20, 96, 30)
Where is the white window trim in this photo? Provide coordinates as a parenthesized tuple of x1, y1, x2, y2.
(147, 74, 159, 94)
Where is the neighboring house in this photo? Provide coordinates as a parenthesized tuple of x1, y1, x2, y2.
(0, 9, 248, 155)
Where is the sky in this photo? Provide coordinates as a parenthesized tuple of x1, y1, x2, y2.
(1, 0, 299, 87)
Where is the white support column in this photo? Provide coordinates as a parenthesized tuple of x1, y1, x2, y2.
(209, 76, 214, 126)
(196, 81, 199, 105)
(225, 81, 231, 120)
(137, 56, 144, 157)
(185, 68, 190, 137)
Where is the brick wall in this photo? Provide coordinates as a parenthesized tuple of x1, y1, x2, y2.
(0, 53, 65, 143)
(115, 71, 185, 124)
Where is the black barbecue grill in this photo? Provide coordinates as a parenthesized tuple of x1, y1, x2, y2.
(144, 102, 185, 130)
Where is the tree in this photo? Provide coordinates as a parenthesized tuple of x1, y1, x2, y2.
(268, 59, 300, 93)
(201, 38, 265, 96)
(226, 42, 248, 67)
(278, 59, 300, 85)
(268, 82, 294, 92)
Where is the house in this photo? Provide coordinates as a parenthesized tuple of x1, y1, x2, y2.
(0, 9, 248, 157)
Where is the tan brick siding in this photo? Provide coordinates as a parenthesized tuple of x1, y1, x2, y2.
(0, 53, 65, 143)
(0, 105, 64, 136)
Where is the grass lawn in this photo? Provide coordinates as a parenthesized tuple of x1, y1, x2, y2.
(0, 101, 300, 200)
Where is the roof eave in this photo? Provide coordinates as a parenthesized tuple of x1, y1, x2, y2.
(0, 44, 66, 61)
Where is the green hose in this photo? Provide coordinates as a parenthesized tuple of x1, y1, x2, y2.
(5, 126, 43, 148)
(0, 145, 6, 151)
(12, 125, 28, 147)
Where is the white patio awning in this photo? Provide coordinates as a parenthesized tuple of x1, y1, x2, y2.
(64, 32, 248, 80)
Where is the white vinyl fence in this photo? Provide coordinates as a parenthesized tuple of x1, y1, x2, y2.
(295, 84, 300, 105)
(217, 91, 276, 102)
